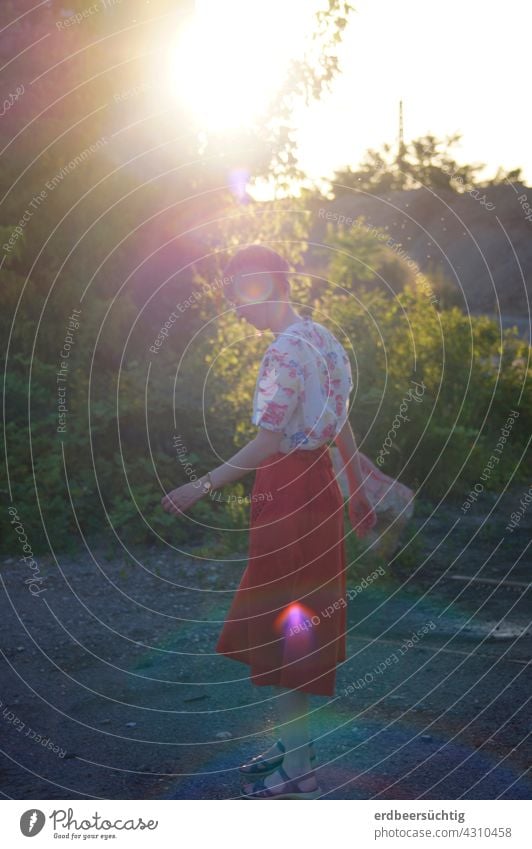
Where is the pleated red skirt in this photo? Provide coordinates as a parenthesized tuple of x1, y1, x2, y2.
(215, 443, 347, 697)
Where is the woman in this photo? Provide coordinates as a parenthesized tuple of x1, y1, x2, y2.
(161, 245, 377, 799)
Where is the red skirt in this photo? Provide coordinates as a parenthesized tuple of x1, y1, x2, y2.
(215, 443, 347, 697)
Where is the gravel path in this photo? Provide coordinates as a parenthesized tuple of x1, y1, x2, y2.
(1, 484, 530, 800)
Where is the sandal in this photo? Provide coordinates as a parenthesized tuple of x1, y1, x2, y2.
(239, 739, 316, 776)
(241, 763, 321, 800)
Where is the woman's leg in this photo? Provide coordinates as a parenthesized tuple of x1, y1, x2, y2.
(243, 686, 311, 765)
(277, 687, 312, 774)
(243, 686, 317, 793)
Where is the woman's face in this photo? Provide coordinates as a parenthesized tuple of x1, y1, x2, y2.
(226, 273, 278, 330)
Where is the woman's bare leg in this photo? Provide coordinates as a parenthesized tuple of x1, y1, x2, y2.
(244, 687, 310, 765)
(243, 686, 317, 793)
(276, 687, 313, 774)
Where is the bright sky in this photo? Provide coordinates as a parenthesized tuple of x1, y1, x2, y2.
(170, 1, 531, 189)
(294, 0, 532, 187)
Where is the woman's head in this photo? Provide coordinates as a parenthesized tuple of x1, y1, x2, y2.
(222, 245, 292, 329)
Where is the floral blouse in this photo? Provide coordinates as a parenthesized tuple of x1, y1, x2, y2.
(251, 316, 354, 453)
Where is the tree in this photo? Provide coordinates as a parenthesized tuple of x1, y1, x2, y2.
(330, 133, 486, 197)
(481, 165, 524, 187)
(0, 0, 358, 553)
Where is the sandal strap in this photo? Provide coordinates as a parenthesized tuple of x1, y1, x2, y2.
(246, 757, 282, 773)
(245, 777, 283, 799)
(241, 740, 316, 776)
(250, 744, 283, 764)
(243, 764, 319, 799)
(277, 763, 318, 793)
(240, 740, 285, 774)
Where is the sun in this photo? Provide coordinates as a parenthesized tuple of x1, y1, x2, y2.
(163, 0, 315, 132)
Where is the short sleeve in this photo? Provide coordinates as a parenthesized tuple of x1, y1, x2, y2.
(337, 346, 353, 429)
(346, 353, 354, 394)
(251, 347, 301, 433)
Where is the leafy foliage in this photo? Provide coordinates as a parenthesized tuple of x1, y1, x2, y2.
(1, 2, 529, 562)
(331, 132, 503, 196)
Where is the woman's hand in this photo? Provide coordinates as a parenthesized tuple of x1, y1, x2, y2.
(161, 480, 207, 517)
(348, 490, 377, 539)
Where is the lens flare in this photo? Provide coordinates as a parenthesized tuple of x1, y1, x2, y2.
(161, 1, 315, 131)
(233, 272, 275, 304)
(274, 601, 316, 636)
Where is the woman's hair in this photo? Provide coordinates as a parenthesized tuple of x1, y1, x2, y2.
(223, 245, 291, 300)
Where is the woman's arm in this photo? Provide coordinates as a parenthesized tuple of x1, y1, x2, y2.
(200, 427, 284, 490)
(161, 427, 284, 516)
(334, 416, 367, 496)
(334, 417, 377, 538)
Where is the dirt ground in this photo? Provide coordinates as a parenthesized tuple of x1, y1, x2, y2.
(1, 482, 530, 800)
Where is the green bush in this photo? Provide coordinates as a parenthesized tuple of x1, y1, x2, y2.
(2, 214, 530, 557)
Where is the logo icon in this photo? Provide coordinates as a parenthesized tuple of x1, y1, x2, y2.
(20, 809, 45, 837)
